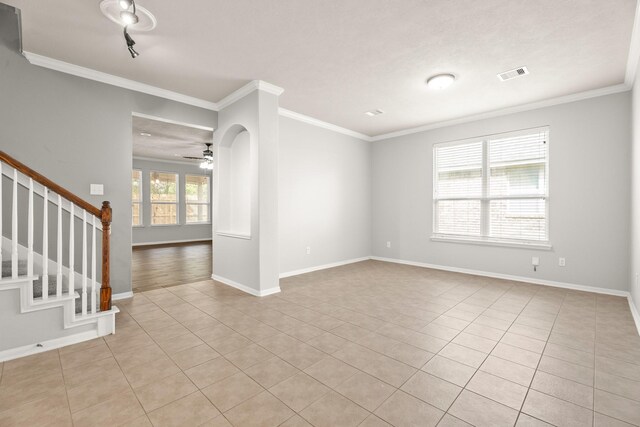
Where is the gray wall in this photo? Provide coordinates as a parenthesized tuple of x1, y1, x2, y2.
(0, 5, 217, 294)
(132, 158, 212, 245)
(279, 116, 372, 274)
(372, 92, 632, 292)
(632, 67, 640, 313)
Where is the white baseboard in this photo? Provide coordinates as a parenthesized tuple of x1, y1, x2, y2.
(370, 256, 630, 297)
(629, 296, 640, 336)
(113, 291, 134, 300)
(0, 329, 102, 363)
(279, 257, 371, 279)
(211, 274, 281, 297)
(132, 238, 212, 247)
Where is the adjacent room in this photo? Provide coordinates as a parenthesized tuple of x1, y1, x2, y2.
(0, 1, 639, 426)
(131, 115, 214, 291)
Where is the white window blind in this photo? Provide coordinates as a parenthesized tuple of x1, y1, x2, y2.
(433, 127, 549, 246)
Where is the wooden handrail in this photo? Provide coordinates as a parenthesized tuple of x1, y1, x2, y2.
(0, 150, 112, 312)
(0, 151, 101, 217)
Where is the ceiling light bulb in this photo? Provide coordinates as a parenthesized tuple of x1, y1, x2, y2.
(426, 74, 456, 90)
(119, 0, 133, 10)
(120, 10, 139, 25)
(200, 161, 213, 170)
(140, 132, 151, 137)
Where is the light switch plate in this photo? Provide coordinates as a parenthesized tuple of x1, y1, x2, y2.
(90, 184, 104, 196)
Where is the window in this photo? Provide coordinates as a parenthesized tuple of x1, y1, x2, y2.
(150, 171, 178, 225)
(132, 170, 142, 226)
(185, 174, 210, 223)
(433, 127, 549, 246)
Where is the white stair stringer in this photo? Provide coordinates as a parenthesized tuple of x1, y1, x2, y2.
(0, 276, 118, 362)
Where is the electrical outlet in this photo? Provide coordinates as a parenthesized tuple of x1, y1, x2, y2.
(306, 246, 311, 255)
(559, 257, 566, 267)
(532, 257, 539, 266)
(386, 241, 391, 248)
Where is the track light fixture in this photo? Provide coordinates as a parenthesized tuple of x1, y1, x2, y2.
(100, 0, 154, 58)
(120, 0, 140, 57)
(124, 27, 139, 58)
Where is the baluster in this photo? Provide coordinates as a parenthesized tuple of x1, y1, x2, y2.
(42, 187, 48, 300)
(12, 169, 18, 278)
(28, 179, 33, 277)
(69, 203, 75, 296)
(56, 195, 62, 297)
(91, 216, 96, 314)
(82, 210, 87, 316)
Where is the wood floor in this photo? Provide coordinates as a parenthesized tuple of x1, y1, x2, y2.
(132, 241, 212, 292)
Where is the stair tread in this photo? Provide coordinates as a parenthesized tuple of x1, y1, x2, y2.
(3, 261, 98, 315)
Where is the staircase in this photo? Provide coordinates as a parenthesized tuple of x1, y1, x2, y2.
(0, 151, 118, 362)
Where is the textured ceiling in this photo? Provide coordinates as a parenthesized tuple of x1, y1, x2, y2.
(132, 116, 213, 162)
(6, 0, 637, 136)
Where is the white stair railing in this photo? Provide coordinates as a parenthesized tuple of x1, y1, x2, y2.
(0, 160, 106, 317)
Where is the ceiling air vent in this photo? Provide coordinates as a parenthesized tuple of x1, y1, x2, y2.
(497, 66, 529, 82)
(365, 109, 384, 117)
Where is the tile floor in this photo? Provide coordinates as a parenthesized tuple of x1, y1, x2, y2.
(1, 260, 639, 426)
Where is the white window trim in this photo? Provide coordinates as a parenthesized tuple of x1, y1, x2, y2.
(150, 171, 180, 226)
(132, 169, 144, 228)
(432, 126, 550, 248)
(185, 173, 211, 225)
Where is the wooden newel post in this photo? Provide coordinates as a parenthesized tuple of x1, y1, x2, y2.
(100, 201, 112, 311)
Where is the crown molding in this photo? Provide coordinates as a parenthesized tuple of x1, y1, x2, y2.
(22, 51, 219, 111)
(21, 52, 635, 144)
(217, 80, 284, 110)
(256, 80, 285, 96)
(626, 0, 640, 87)
(370, 83, 631, 142)
(278, 108, 373, 141)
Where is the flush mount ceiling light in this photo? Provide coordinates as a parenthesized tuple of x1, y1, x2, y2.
(426, 73, 456, 90)
(139, 132, 151, 137)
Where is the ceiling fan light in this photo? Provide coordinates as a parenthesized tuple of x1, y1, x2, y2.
(200, 161, 213, 170)
(120, 10, 139, 25)
(119, 0, 133, 10)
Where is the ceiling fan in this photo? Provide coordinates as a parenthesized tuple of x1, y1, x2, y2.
(183, 143, 214, 169)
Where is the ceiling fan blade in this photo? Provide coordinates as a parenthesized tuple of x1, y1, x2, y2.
(182, 156, 204, 160)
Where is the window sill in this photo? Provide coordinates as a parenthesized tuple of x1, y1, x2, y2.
(186, 222, 212, 226)
(150, 223, 180, 227)
(216, 231, 251, 240)
(430, 235, 552, 251)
